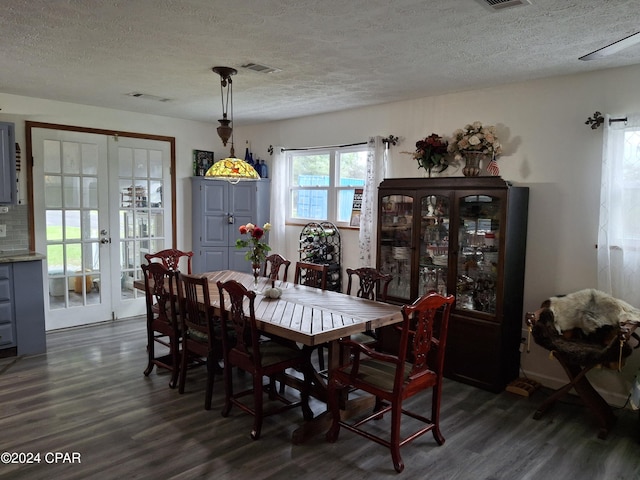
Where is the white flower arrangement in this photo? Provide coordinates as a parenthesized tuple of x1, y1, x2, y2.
(447, 121, 503, 162)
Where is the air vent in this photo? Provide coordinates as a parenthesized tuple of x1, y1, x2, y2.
(476, 0, 531, 10)
(125, 92, 172, 102)
(241, 63, 281, 74)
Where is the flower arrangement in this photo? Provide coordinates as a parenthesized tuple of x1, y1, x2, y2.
(447, 121, 502, 162)
(236, 222, 272, 266)
(403, 133, 450, 174)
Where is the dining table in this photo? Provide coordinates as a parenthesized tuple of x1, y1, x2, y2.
(136, 269, 404, 442)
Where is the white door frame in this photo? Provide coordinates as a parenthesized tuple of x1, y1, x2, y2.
(27, 122, 176, 330)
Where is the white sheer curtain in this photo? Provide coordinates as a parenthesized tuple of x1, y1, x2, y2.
(358, 136, 388, 266)
(268, 146, 287, 255)
(597, 113, 640, 306)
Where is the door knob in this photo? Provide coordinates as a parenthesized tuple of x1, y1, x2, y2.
(100, 237, 111, 244)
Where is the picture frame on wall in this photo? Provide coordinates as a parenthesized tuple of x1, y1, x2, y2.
(349, 188, 363, 227)
(193, 150, 214, 176)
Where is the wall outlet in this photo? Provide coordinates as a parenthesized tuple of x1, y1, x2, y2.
(0, 225, 6, 237)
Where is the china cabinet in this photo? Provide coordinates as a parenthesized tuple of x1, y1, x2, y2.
(376, 177, 529, 392)
(191, 177, 270, 274)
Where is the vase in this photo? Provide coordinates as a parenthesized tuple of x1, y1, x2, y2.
(462, 152, 484, 177)
(251, 262, 261, 290)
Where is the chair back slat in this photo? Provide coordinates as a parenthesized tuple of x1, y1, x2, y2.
(346, 267, 393, 301)
(401, 292, 455, 379)
(263, 253, 291, 282)
(145, 248, 194, 274)
(294, 261, 328, 290)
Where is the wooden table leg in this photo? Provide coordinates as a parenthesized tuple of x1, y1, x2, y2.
(291, 339, 373, 444)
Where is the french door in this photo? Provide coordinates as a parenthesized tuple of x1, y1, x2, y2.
(31, 127, 173, 330)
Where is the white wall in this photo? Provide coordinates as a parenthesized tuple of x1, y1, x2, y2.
(238, 64, 640, 406)
(2, 64, 639, 405)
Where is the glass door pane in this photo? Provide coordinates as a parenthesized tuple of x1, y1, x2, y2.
(117, 146, 167, 302)
(379, 194, 413, 300)
(43, 139, 105, 312)
(456, 194, 501, 313)
(419, 195, 449, 296)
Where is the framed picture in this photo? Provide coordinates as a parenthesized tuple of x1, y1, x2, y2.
(349, 188, 363, 227)
(193, 150, 214, 176)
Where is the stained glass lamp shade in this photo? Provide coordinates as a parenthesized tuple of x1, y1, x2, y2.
(205, 157, 260, 182)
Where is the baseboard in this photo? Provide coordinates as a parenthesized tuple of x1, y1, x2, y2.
(519, 369, 633, 408)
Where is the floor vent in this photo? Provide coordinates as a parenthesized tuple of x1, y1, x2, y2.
(241, 63, 281, 74)
(476, 0, 531, 10)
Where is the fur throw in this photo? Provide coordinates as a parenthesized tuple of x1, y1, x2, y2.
(548, 289, 640, 335)
(531, 313, 632, 366)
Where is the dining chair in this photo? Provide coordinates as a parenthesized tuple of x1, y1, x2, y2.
(294, 261, 328, 291)
(345, 267, 394, 345)
(262, 253, 291, 283)
(326, 292, 455, 473)
(141, 262, 181, 389)
(294, 261, 329, 370)
(176, 272, 223, 410)
(217, 279, 314, 440)
(145, 248, 194, 274)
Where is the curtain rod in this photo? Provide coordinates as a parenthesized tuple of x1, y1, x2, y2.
(281, 141, 367, 152)
(585, 111, 628, 130)
(269, 135, 398, 155)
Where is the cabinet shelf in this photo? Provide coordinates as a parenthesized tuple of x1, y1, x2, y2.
(121, 185, 148, 208)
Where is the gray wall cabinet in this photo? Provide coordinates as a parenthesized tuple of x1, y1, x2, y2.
(0, 122, 17, 205)
(191, 177, 270, 274)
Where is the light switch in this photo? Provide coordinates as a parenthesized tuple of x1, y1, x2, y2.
(0, 225, 6, 237)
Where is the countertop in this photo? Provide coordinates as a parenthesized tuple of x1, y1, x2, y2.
(0, 250, 46, 263)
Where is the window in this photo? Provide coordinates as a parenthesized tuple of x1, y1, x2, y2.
(287, 146, 367, 226)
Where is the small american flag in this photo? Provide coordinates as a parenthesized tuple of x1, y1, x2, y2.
(486, 155, 500, 176)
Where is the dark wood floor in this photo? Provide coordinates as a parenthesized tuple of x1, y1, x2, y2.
(1, 317, 639, 480)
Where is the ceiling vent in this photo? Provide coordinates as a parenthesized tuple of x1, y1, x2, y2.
(476, 0, 531, 10)
(126, 92, 172, 102)
(241, 62, 281, 74)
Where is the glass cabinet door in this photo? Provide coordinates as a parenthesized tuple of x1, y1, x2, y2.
(456, 194, 501, 314)
(419, 194, 450, 296)
(379, 194, 413, 300)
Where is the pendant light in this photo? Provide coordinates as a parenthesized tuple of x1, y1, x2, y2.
(206, 66, 260, 183)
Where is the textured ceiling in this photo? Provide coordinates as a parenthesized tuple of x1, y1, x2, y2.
(1, 0, 639, 126)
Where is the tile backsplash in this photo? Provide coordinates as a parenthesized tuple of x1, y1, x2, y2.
(0, 204, 29, 251)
